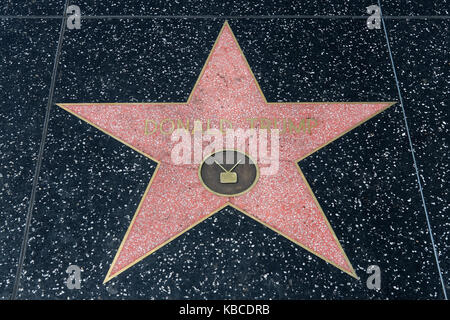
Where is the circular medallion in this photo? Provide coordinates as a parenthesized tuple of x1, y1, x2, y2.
(198, 150, 259, 197)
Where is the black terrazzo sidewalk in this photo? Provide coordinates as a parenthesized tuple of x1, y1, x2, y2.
(0, 1, 448, 299)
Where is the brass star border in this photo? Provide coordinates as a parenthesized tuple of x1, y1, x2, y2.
(56, 21, 396, 283)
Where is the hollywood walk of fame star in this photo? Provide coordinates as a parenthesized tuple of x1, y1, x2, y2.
(56, 22, 395, 283)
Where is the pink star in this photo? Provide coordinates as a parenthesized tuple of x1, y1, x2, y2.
(57, 22, 394, 283)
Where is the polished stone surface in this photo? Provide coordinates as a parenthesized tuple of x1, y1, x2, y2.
(70, 0, 379, 16)
(0, 19, 60, 299)
(385, 18, 449, 297)
(0, 1, 448, 299)
(1, 1, 64, 15)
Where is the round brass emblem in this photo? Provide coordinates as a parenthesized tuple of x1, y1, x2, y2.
(198, 150, 259, 197)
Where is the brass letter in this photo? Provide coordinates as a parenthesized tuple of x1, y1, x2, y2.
(306, 118, 319, 134)
(160, 119, 175, 135)
(287, 119, 305, 134)
(219, 119, 233, 134)
(145, 119, 157, 135)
